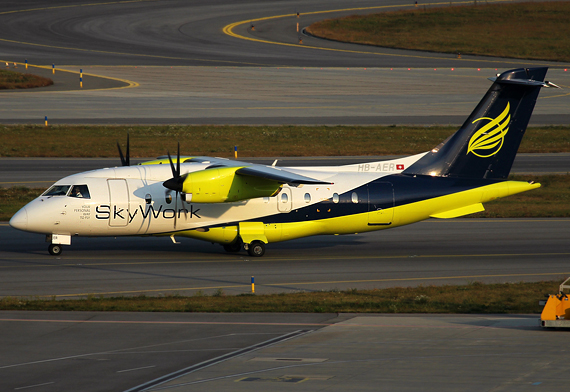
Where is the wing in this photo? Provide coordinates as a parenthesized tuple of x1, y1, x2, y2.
(160, 156, 332, 203)
(236, 166, 332, 185)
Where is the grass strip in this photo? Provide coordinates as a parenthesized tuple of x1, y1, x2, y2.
(1, 125, 569, 158)
(0, 70, 53, 89)
(0, 187, 45, 221)
(307, 1, 570, 62)
(0, 280, 561, 313)
(1, 174, 568, 221)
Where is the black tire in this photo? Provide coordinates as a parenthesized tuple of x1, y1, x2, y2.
(223, 242, 242, 253)
(48, 244, 62, 256)
(247, 240, 265, 257)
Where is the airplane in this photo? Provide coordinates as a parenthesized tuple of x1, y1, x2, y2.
(9, 67, 558, 257)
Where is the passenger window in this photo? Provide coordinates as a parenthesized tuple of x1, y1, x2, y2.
(146, 194, 153, 205)
(43, 185, 71, 196)
(304, 193, 311, 203)
(281, 193, 289, 203)
(351, 192, 359, 204)
(332, 193, 340, 203)
(165, 193, 172, 204)
(69, 185, 90, 199)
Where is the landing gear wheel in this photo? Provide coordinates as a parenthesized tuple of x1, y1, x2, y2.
(48, 244, 62, 256)
(223, 242, 242, 253)
(247, 240, 265, 257)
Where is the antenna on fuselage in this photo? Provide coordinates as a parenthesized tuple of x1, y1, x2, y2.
(117, 133, 130, 166)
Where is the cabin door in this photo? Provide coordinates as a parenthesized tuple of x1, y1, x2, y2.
(108, 179, 130, 227)
(368, 182, 394, 226)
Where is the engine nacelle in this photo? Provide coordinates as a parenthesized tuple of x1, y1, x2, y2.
(182, 167, 282, 203)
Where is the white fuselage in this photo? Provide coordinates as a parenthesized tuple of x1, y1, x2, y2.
(13, 155, 422, 238)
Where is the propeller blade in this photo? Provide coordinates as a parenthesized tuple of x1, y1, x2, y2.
(164, 142, 185, 197)
(167, 151, 176, 178)
(126, 133, 130, 166)
(176, 142, 181, 178)
(174, 189, 178, 230)
(117, 134, 130, 167)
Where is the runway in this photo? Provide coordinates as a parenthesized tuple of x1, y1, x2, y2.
(2, 66, 569, 125)
(1, 1, 570, 125)
(2, 218, 569, 298)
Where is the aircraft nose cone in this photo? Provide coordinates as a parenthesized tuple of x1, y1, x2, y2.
(9, 206, 28, 231)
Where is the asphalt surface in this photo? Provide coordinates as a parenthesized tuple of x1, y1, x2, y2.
(2, 218, 570, 298)
(2, 66, 569, 125)
(2, 1, 570, 391)
(3, 0, 569, 68)
(1, 1, 569, 125)
(4, 312, 566, 392)
(0, 311, 339, 392)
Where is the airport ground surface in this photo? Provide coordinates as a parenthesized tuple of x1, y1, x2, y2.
(2, 1, 570, 391)
(2, 312, 568, 392)
(1, 1, 569, 125)
(2, 66, 570, 125)
(2, 218, 570, 298)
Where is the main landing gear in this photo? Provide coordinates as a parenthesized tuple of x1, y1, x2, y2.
(245, 240, 266, 257)
(222, 240, 266, 257)
(48, 243, 63, 256)
(223, 242, 242, 253)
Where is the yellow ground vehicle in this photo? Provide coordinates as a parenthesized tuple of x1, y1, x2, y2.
(540, 278, 570, 328)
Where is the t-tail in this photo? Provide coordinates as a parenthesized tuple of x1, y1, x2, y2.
(404, 67, 557, 179)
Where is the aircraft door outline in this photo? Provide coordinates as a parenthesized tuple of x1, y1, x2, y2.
(277, 187, 292, 213)
(368, 182, 394, 225)
(108, 179, 130, 227)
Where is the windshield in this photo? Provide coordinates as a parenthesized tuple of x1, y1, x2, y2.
(69, 185, 91, 199)
(42, 185, 71, 196)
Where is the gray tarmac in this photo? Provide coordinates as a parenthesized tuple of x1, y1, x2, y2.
(2, 67, 569, 125)
(0, 311, 338, 392)
(3, 0, 569, 69)
(145, 314, 569, 392)
(2, 312, 568, 392)
(2, 218, 569, 298)
(1, 1, 569, 125)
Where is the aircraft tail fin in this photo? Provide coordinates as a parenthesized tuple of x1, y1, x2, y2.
(403, 67, 552, 179)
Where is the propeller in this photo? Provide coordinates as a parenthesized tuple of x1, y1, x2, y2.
(163, 142, 184, 192)
(163, 143, 186, 229)
(117, 134, 130, 166)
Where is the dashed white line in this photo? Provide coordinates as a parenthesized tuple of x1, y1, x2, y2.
(14, 382, 55, 390)
(117, 365, 156, 373)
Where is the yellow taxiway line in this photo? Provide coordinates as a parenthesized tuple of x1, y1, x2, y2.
(222, 0, 568, 68)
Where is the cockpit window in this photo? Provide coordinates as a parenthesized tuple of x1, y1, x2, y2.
(43, 185, 71, 196)
(69, 185, 91, 199)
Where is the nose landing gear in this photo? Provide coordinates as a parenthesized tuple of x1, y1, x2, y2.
(48, 243, 63, 256)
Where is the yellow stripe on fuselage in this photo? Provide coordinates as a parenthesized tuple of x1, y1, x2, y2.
(177, 180, 540, 244)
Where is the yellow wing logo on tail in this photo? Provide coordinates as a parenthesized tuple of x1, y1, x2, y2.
(467, 102, 511, 158)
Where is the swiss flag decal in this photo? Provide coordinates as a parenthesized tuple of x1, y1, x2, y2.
(396, 164, 404, 170)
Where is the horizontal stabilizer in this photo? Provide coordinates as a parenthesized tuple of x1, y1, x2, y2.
(430, 203, 485, 219)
